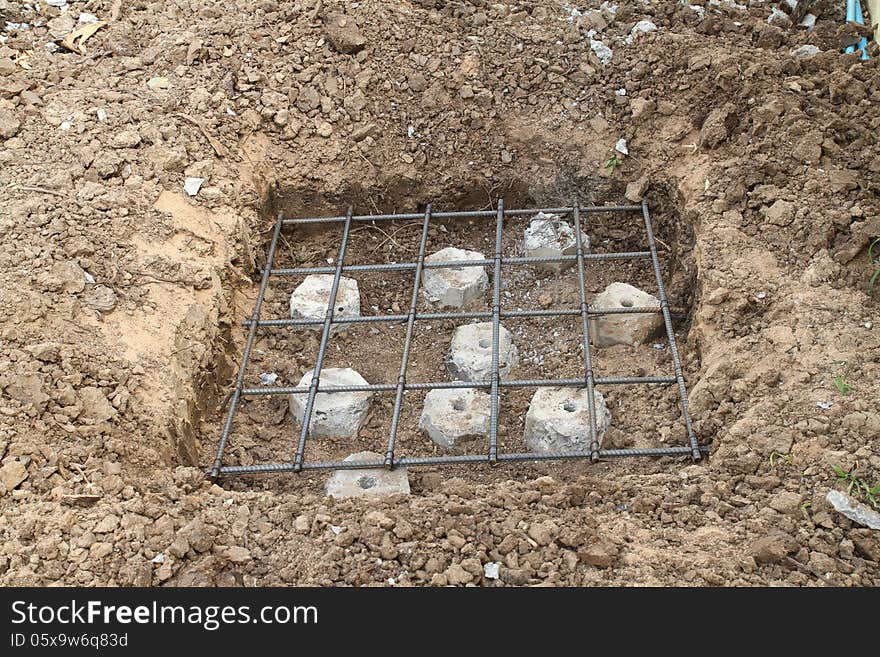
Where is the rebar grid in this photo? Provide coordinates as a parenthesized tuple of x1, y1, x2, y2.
(210, 201, 706, 479)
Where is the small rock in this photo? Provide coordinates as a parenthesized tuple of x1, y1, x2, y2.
(500, 567, 530, 585)
(749, 531, 799, 564)
(0, 107, 21, 139)
(351, 123, 378, 142)
(111, 129, 141, 149)
(78, 386, 116, 423)
(763, 200, 795, 227)
(445, 563, 474, 585)
(826, 490, 880, 530)
(769, 490, 803, 516)
(577, 538, 618, 568)
(0, 458, 28, 494)
(407, 72, 427, 93)
(628, 20, 657, 42)
(700, 104, 738, 149)
(324, 13, 367, 54)
(47, 14, 76, 39)
(50, 257, 86, 294)
(220, 546, 251, 564)
(183, 177, 204, 197)
(185, 159, 213, 181)
(790, 44, 820, 58)
(625, 176, 649, 202)
(527, 520, 558, 546)
(589, 34, 613, 65)
(316, 120, 333, 137)
(5, 375, 49, 411)
(484, 562, 500, 579)
(84, 285, 117, 313)
(767, 7, 792, 28)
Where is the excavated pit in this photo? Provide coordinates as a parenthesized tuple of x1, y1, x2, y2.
(197, 176, 701, 492)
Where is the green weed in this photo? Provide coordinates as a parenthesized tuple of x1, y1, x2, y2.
(603, 154, 623, 174)
(832, 464, 880, 508)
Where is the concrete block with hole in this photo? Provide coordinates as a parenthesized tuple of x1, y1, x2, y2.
(289, 367, 372, 438)
(325, 451, 410, 498)
(523, 212, 589, 273)
(524, 387, 612, 453)
(419, 388, 491, 449)
(447, 321, 518, 382)
(289, 274, 360, 334)
(589, 282, 662, 347)
(421, 247, 489, 308)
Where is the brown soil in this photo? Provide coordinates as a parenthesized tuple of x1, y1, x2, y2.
(1, 0, 879, 587)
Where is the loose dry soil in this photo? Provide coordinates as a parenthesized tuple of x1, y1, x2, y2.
(1, 0, 879, 586)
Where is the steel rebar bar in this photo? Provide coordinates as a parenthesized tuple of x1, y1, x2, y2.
(209, 212, 284, 478)
(571, 203, 601, 461)
(268, 251, 652, 276)
(292, 208, 354, 472)
(385, 205, 432, 468)
(641, 201, 701, 461)
(488, 200, 504, 463)
(281, 204, 643, 225)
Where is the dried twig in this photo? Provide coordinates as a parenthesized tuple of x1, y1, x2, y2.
(13, 185, 67, 197)
(173, 112, 229, 158)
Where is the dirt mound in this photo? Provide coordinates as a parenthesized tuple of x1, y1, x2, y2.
(0, 0, 878, 586)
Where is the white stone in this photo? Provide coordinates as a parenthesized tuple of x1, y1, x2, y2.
(523, 212, 589, 273)
(325, 451, 410, 498)
(289, 368, 372, 438)
(183, 177, 203, 196)
(421, 247, 488, 308)
(826, 490, 880, 530)
(419, 388, 491, 449)
(289, 274, 360, 334)
(589, 282, 662, 347)
(791, 44, 820, 58)
(447, 322, 518, 382)
(524, 387, 611, 453)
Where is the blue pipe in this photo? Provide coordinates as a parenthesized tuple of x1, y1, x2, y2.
(856, 0, 870, 59)
(845, 0, 870, 59)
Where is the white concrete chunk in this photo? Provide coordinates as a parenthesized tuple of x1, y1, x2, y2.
(290, 274, 360, 334)
(419, 388, 491, 449)
(524, 387, 611, 453)
(523, 213, 589, 273)
(421, 247, 488, 308)
(325, 451, 410, 498)
(589, 282, 662, 347)
(289, 367, 372, 438)
(447, 322, 518, 382)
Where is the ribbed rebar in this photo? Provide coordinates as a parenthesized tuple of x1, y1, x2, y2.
(244, 305, 672, 328)
(292, 208, 354, 472)
(488, 200, 504, 464)
(641, 201, 701, 462)
(281, 204, 643, 225)
(243, 375, 676, 397)
(213, 445, 711, 476)
(571, 202, 601, 462)
(269, 251, 651, 276)
(209, 212, 283, 479)
(385, 205, 432, 468)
